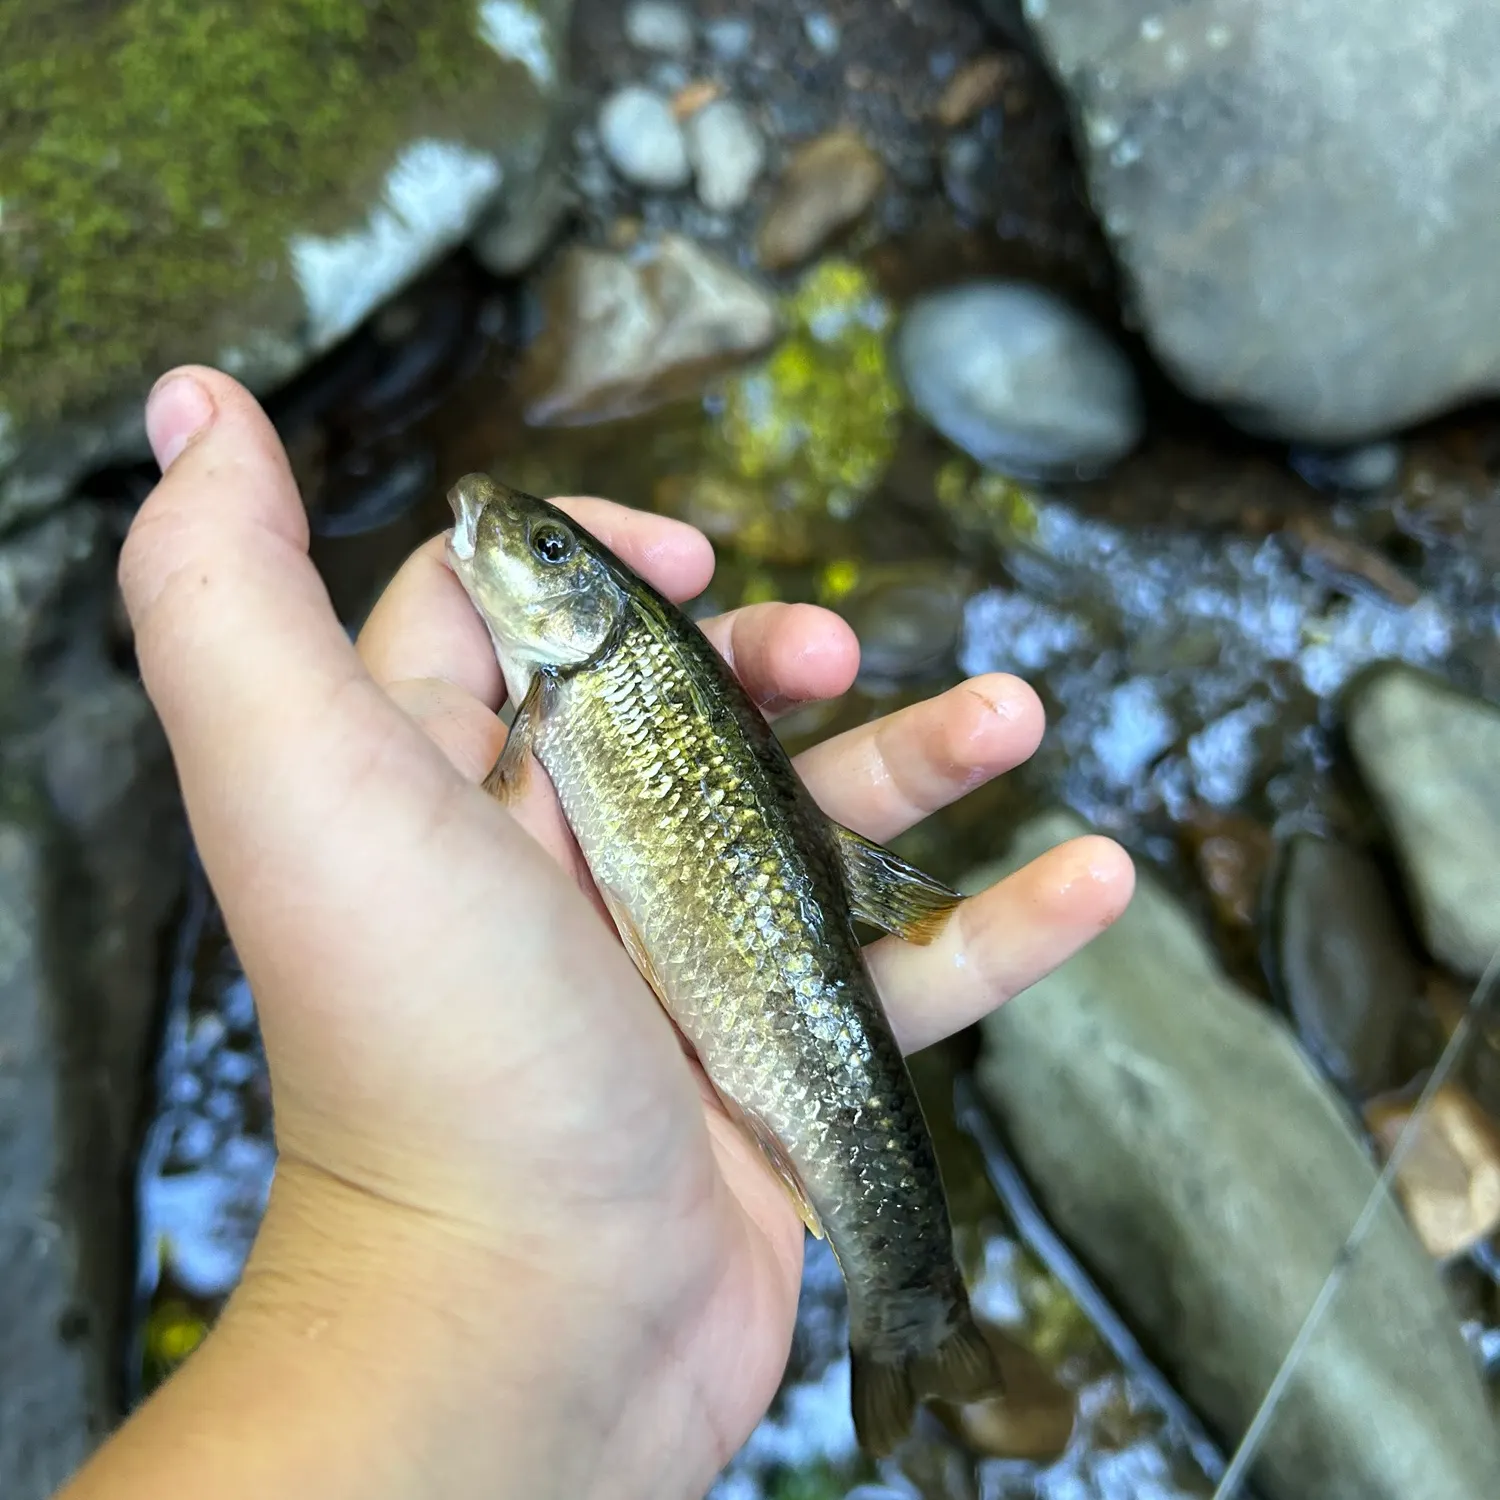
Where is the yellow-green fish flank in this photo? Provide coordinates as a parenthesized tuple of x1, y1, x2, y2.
(444, 474, 1003, 1454)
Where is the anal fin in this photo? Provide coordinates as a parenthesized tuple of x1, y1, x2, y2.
(832, 823, 964, 945)
(716, 1091, 825, 1240)
(596, 882, 670, 1008)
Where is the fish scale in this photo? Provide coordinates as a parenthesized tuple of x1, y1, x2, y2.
(537, 606, 954, 1330)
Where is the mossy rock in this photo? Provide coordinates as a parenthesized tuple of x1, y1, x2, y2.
(0, 0, 570, 528)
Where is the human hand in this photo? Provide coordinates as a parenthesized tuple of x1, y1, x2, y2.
(67, 367, 1133, 1500)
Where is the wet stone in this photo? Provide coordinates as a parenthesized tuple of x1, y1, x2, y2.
(1290, 440, 1404, 496)
(755, 129, 886, 271)
(1366, 1084, 1500, 1261)
(1345, 665, 1500, 978)
(598, 86, 692, 191)
(1017, 0, 1500, 442)
(623, 0, 695, 57)
(973, 809, 1500, 1500)
(1270, 833, 1418, 1099)
(685, 100, 766, 213)
(896, 281, 1144, 480)
(520, 233, 780, 426)
(836, 563, 972, 685)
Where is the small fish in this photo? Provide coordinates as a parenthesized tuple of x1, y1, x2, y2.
(444, 474, 1004, 1453)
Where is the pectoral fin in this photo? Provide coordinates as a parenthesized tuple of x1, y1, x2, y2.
(481, 672, 553, 805)
(716, 1091, 825, 1240)
(833, 824, 963, 946)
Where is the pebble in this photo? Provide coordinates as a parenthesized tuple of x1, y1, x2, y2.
(1366, 1084, 1500, 1260)
(895, 281, 1145, 479)
(623, 0, 695, 57)
(755, 128, 886, 270)
(840, 563, 971, 683)
(704, 16, 753, 60)
(1345, 665, 1500, 978)
(803, 13, 841, 54)
(598, 86, 692, 191)
(936, 52, 1009, 127)
(1290, 440, 1403, 495)
(1270, 833, 1417, 1099)
(684, 99, 765, 212)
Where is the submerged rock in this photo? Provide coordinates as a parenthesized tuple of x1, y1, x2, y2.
(895, 282, 1144, 479)
(973, 810, 1500, 1500)
(685, 99, 766, 212)
(598, 85, 692, 190)
(1345, 665, 1500, 978)
(1018, 0, 1500, 442)
(1366, 1085, 1500, 1262)
(0, 0, 570, 527)
(623, 0, 694, 57)
(755, 129, 886, 271)
(1269, 833, 1417, 1099)
(520, 234, 780, 425)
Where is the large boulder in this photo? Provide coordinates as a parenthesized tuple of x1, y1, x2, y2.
(0, 0, 570, 527)
(971, 810, 1500, 1500)
(1014, 0, 1500, 442)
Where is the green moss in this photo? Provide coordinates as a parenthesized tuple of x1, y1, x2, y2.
(0, 0, 549, 426)
(710, 258, 903, 520)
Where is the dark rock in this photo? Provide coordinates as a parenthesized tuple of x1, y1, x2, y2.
(0, 0, 571, 526)
(1018, 0, 1500, 442)
(1269, 833, 1418, 1099)
(972, 809, 1500, 1500)
(1345, 665, 1500, 977)
(0, 509, 183, 1498)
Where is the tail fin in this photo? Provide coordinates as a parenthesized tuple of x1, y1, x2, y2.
(850, 1314, 1004, 1456)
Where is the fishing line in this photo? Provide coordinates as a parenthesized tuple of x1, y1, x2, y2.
(1209, 936, 1500, 1500)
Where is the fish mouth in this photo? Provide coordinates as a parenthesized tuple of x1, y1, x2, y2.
(446, 475, 487, 564)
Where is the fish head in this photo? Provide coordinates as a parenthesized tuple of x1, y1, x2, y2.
(445, 474, 630, 694)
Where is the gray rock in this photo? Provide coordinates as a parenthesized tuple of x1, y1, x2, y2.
(1290, 441, 1403, 496)
(469, 156, 573, 277)
(704, 16, 754, 60)
(521, 233, 781, 426)
(895, 281, 1144, 479)
(624, 0, 695, 57)
(1270, 833, 1417, 1099)
(972, 809, 1500, 1500)
(802, 13, 841, 54)
(0, 1, 571, 529)
(598, 86, 692, 191)
(685, 100, 766, 212)
(1018, 0, 1500, 442)
(1345, 665, 1500, 977)
(0, 508, 183, 1498)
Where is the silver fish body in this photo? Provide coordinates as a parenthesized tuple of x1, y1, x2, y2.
(444, 475, 1003, 1452)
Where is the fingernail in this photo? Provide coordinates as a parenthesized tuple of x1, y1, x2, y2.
(146, 373, 216, 472)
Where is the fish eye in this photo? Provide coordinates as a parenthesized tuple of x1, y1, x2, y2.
(530, 521, 575, 564)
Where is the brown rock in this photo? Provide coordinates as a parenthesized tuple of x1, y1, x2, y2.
(933, 1327, 1076, 1461)
(936, 54, 1010, 128)
(1366, 1084, 1500, 1260)
(755, 129, 885, 271)
(521, 234, 780, 426)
